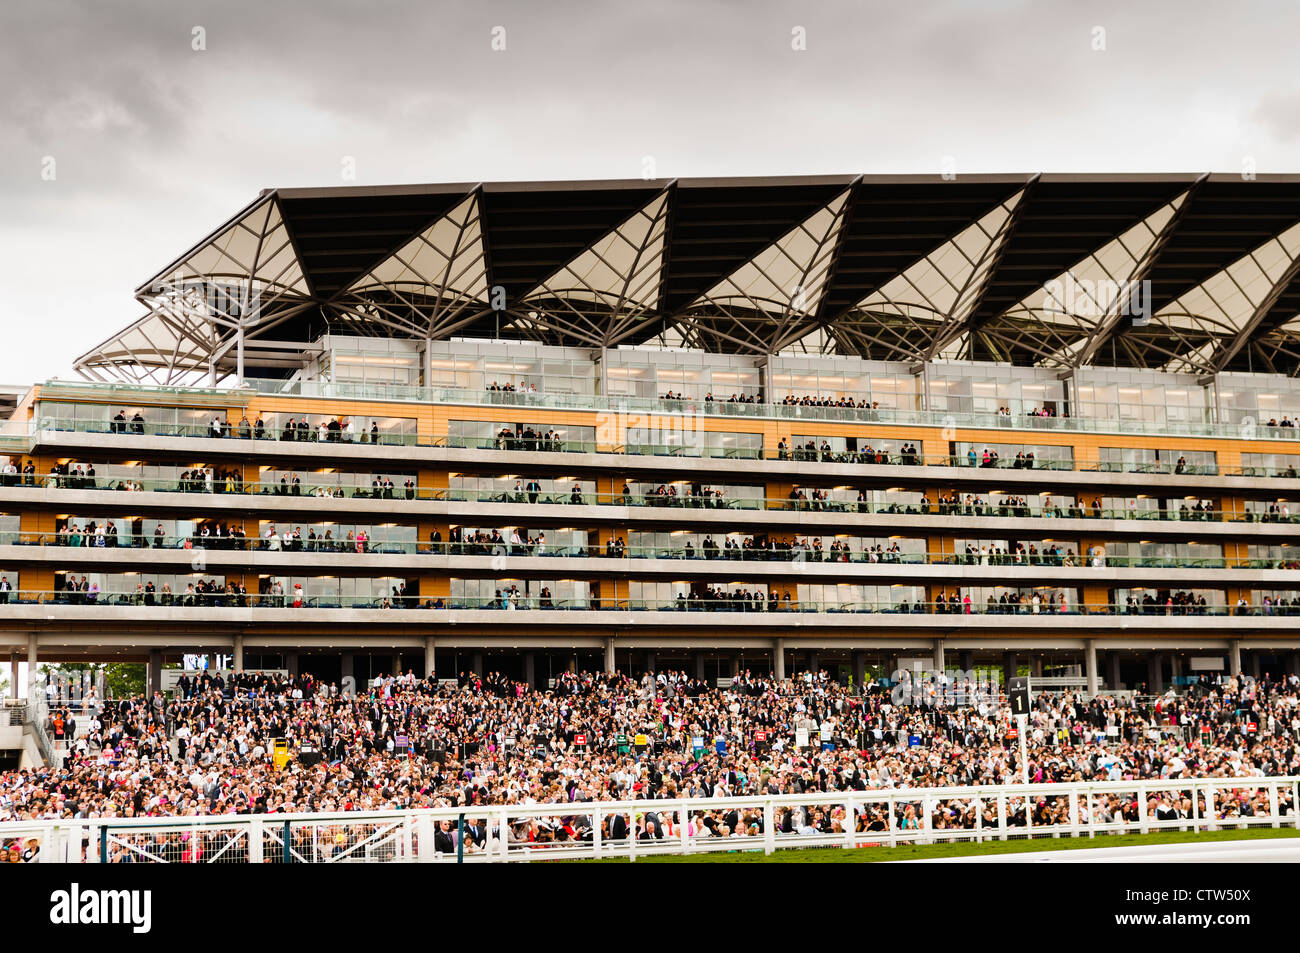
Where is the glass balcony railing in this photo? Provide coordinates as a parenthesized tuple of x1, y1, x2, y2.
(2, 475, 1295, 524)
(5, 532, 1295, 571)
(30, 376, 1300, 443)
(22, 417, 1300, 478)
(1, 591, 1288, 617)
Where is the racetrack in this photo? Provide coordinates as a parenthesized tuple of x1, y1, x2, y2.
(899, 838, 1300, 863)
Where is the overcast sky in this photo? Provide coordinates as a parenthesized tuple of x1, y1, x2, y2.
(1, 0, 1298, 385)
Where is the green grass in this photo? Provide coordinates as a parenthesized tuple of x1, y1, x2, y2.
(588, 826, 1300, 863)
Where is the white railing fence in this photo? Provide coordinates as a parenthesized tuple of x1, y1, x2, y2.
(4, 776, 1297, 863)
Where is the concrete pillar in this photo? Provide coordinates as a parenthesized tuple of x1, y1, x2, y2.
(424, 637, 436, 679)
(1030, 656, 1043, 678)
(643, 651, 655, 676)
(1171, 653, 1183, 686)
(960, 651, 974, 673)
(26, 635, 37, 700)
(852, 650, 866, 688)
(232, 634, 244, 673)
(694, 653, 705, 681)
(1289, 652, 1300, 677)
(807, 652, 819, 676)
(566, 655, 577, 674)
(1108, 652, 1121, 691)
(1084, 640, 1099, 696)
(1147, 653, 1163, 693)
(1003, 652, 1018, 688)
(603, 638, 615, 675)
(933, 640, 946, 675)
(9, 654, 17, 699)
(524, 652, 535, 688)
(1250, 651, 1262, 681)
(285, 652, 299, 678)
(391, 654, 402, 677)
(1229, 640, 1242, 678)
(472, 652, 484, 676)
(148, 649, 162, 697)
(774, 639, 786, 681)
(341, 652, 354, 683)
(730, 655, 741, 677)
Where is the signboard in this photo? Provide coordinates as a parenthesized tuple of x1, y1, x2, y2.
(908, 734, 921, 747)
(574, 733, 587, 746)
(691, 735, 704, 751)
(794, 728, 810, 749)
(1007, 727, 1019, 740)
(633, 733, 649, 749)
(271, 739, 290, 770)
(1008, 677, 1032, 716)
(395, 734, 409, 750)
(755, 730, 767, 742)
(1246, 721, 1258, 734)
(714, 737, 727, 755)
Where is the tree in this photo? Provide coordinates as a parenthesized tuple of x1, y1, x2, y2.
(104, 664, 145, 698)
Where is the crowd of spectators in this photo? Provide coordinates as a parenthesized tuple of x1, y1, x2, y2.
(3, 669, 1297, 854)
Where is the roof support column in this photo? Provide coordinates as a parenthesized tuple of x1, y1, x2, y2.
(774, 638, 786, 682)
(1229, 640, 1242, 679)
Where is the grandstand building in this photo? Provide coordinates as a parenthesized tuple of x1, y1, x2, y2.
(4, 172, 1300, 694)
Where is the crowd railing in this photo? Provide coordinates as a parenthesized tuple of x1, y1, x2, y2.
(6, 775, 1297, 863)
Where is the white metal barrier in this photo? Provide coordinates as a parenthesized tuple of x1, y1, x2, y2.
(3, 776, 1296, 863)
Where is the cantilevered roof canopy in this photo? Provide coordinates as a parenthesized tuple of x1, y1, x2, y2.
(73, 173, 1300, 384)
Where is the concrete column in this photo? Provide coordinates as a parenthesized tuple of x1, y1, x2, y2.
(852, 650, 866, 688)
(232, 634, 244, 673)
(148, 649, 162, 697)
(27, 634, 37, 689)
(1147, 653, 1163, 693)
(694, 653, 705, 681)
(566, 655, 577, 674)
(603, 638, 615, 675)
(1251, 651, 1262, 681)
(1030, 656, 1043, 678)
(1171, 653, 1183, 686)
(424, 637, 436, 680)
(1289, 652, 1300, 678)
(9, 654, 18, 699)
(933, 640, 946, 675)
(643, 651, 655, 676)
(774, 639, 786, 681)
(341, 652, 355, 683)
(1108, 652, 1121, 691)
(524, 652, 535, 688)
(285, 652, 299, 678)
(391, 654, 402, 677)
(1003, 652, 1018, 688)
(960, 651, 974, 673)
(1229, 640, 1242, 678)
(730, 655, 741, 677)
(807, 652, 819, 676)
(1084, 640, 1099, 696)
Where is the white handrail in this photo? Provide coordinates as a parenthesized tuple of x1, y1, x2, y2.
(4, 775, 1297, 863)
